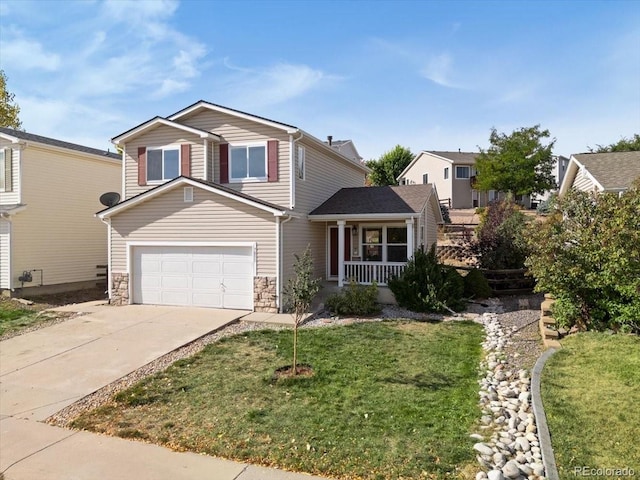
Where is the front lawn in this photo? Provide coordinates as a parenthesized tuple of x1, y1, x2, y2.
(0, 299, 43, 337)
(72, 320, 483, 479)
(541, 332, 640, 479)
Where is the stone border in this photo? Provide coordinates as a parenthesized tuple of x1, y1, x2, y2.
(531, 348, 560, 480)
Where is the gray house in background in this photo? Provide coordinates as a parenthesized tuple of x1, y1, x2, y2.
(398, 150, 568, 210)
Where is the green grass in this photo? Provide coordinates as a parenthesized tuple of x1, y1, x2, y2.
(541, 332, 640, 479)
(0, 300, 43, 337)
(72, 320, 484, 479)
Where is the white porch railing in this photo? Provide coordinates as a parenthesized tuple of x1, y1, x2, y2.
(343, 261, 406, 286)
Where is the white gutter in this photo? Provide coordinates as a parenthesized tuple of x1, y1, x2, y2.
(204, 139, 208, 181)
(120, 145, 126, 199)
(99, 217, 113, 301)
(289, 132, 304, 209)
(277, 215, 294, 312)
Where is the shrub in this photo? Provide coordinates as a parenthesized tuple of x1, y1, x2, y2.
(471, 198, 530, 270)
(526, 182, 640, 333)
(463, 268, 492, 299)
(388, 245, 466, 313)
(325, 280, 380, 316)
(440, 203, 451, 223)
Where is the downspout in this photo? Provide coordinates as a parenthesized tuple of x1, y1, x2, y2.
(203, 139, 208, 181)
(119, 144, 126, 199)
(99, 217, 112, 301)
(289, 132, 304, 210)
(277, 214, 294, 313)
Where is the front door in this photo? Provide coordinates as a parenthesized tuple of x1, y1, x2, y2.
(329, 226, 352, 278)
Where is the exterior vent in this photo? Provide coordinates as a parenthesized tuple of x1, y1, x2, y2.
(184, 187, 194, 202)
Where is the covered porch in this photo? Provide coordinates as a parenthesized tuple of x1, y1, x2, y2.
(309, 184, 442, 287)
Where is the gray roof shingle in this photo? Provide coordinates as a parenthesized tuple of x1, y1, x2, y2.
(0, 127, 120, 160)
(427, 151, 478, 163)
(574, 151, 640, 190)
(310, 184, 434, 216)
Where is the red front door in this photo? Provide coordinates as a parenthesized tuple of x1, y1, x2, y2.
(330, 226, 352, 277)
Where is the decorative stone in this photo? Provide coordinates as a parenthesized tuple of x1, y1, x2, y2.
(474, 443, 494, 457)
(502, 460, 521, 479)
(476, 472, 488, 480)
(487, 470, 505, 480)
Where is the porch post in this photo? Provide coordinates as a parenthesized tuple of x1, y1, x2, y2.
(337, 220, 345, 287)
(406, 218, 414, 260)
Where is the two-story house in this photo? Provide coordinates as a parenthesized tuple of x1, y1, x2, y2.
(0, 128, 121, 295)
(98, 101, 443, 312)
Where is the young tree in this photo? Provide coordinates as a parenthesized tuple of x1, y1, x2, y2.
(0, 70, 22, 129)
(283, 245, 321, 375)
(475, 125, 556, 196)
(588, 133, 640, 153)
(366, 145, 414, 186)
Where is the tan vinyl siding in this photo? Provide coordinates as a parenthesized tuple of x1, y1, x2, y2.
(176, 110, 291, 207)
(452, 166, 474, 209)
(0, 139, 20, 205)
(124, 125, 204, 199)
(282, 218, 326, 284)
(0, 220, 9, 289)
(110, 186, 277, 276)
(11, 146, 120, 288)
(425, 195, 439, 249)
(572, 170, 597, 192)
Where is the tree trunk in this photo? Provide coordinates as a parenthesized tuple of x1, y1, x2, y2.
(292, 323, 298, 376)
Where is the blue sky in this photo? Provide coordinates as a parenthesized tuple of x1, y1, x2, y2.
(1, 0, 639, 160)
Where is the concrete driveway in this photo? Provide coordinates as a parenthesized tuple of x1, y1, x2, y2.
(1, 304, 328, 480)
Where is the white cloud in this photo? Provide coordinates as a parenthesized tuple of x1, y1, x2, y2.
(0, 37, 60, 71)
(101, 0, 178, 23)
(218, 61, 340, 108)
(420, 53, 460, 88)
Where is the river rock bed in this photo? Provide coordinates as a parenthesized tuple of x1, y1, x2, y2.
(473, 312, 546, 480)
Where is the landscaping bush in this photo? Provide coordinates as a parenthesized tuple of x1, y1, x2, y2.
(388, 245, 466, 313)
(526, 182, 640, 333)
(325, 280, 380, 316)
(440, 203, 451, 223)
(470, 198, 530, 270)
(463, 268, 492, 299)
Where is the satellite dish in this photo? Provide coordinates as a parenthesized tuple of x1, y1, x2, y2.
(99, 192, 121, 208)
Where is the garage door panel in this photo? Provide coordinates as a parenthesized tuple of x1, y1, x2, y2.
(133, 246, 254, 309)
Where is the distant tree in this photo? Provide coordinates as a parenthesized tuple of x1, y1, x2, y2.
(366, 145, 414, 186)
(0, 70, 22, 129)
(588, 134, 640, 153)
(475, 125, 556, 196)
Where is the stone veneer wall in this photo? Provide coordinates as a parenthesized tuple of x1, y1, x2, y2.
(254, 276, 277, 313)
(111, 273, 129, 306)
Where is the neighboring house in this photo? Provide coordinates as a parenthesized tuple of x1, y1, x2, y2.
(0, 128, 121, 295)
(531, 155, 569, 205)
(324, 137, 363, 162)
(97, 101, 443, 312)
(398, 150, 569, 209)
(559, 151, 640, 196)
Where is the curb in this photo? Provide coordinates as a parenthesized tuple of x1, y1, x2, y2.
(531, 348, 560, 480)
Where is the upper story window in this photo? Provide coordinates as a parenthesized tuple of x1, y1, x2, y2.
(230, 143, 267, 182)
(422, 173, 429, 184)
(455, 166, 471, 179)
(297, 145, 305, 180)
(0, 148, 13, 192)
(444, 167, 449, 180)
(147, 146, 180, 182)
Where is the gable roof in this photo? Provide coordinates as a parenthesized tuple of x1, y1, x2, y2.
(111, 117, 221, 145)
(309, 184, 437, 219)
(168, 100, 299, 133)
(559, 151, 640, 195)
(324, 139, 363, 162)
(0, 127, 120, 161)
(398, 150, 478, 180)
(97, 176, 289, 218)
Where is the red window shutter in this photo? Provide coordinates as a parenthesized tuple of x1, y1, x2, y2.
(268, 140, 278, 182)
(220, 143, 229, 183)
(138, 147, 147, 186)
(181, 144, 191, 177)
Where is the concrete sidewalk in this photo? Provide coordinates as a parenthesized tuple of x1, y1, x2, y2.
(0, 304, 330, 479)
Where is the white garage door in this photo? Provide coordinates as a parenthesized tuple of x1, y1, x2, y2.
(133, 246, 254, 310)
